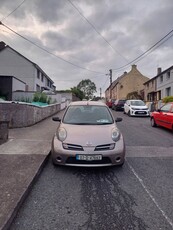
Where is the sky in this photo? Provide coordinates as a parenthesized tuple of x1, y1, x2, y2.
(0, 0, 173, 97)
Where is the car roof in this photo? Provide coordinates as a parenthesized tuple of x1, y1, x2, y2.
(68, 101, 106, 106)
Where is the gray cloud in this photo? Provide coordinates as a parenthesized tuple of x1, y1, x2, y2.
(0, 0, 173, 94)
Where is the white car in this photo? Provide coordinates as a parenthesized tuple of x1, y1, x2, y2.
(124, 100, 150, 117)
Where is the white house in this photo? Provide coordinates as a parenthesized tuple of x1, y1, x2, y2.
(156, 66, 173, 100)
(0, 41, 55, 92)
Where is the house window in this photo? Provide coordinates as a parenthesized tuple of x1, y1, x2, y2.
(41, 73, 44, 82)
(37, 69, 40, 79)
(36, 84, 40, 91)
(165, 87, 171, 96)
(166, 71, 170, 80)
(160, 75, 163, 83)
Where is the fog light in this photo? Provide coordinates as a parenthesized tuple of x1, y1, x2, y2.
(115, 157, 121, 162)
(56, 156, 62, 163)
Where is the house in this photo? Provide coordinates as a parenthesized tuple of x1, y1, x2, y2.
(144, 66, 173, 102)
(0, 75, 26, 100)
(105, 65, 149, 101)
(0, 41, 55, 92)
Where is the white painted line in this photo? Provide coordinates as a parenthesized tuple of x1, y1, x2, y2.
(127, 160, 173, 229)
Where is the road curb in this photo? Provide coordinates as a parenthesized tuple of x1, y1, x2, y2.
(2, 152, 50, 230)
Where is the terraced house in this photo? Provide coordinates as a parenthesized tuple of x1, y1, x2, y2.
(105, 65, 149, 101)
(144, 66, 173, 102)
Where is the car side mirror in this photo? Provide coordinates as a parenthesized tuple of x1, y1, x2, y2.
(52, 117, 61, 122)
(115, 117, 122, 122)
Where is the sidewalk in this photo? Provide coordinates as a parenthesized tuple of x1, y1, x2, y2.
(0, 111, 63, 230)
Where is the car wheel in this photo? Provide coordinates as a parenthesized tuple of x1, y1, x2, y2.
(128, 110, 131, 117)
(151, 117, 157, 127)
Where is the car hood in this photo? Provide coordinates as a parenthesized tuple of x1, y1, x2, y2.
(60, 123, 117, 146)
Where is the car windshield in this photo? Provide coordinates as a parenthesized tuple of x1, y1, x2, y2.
(63, 105, 114, 125)
(130, 100, 145, 106)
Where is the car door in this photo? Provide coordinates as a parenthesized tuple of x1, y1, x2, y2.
(157, 103, 173, 129)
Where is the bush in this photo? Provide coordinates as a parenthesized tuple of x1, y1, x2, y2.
(33, 92, 48, 103)
(162, 96, 173, 103)
(33, 92, 40, 102)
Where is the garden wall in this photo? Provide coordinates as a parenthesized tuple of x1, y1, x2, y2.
(0, 101, 68, 128)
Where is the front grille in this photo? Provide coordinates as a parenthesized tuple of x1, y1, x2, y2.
(133, 108, 148, 111)
(134, 111, 147, 115)
(63, 143, 84, 151)
(95, 144, 115, 151)
(66, 157, 111, 164)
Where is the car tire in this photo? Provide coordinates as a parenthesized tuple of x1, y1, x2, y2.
(128, 110, 131, 117)
(151, 117, 157, 127)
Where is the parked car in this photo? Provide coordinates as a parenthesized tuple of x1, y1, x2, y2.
(124, 99, 150, 116)
(106, 99, 115, 108)
(150, 102, 173, 130)
(112, 99, 126, 111)
(51, 101, 125, 167)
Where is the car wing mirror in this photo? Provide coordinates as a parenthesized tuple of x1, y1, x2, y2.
(52, 117, 61, 122)
(115, 117, 122, 122)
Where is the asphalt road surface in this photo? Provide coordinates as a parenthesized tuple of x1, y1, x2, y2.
(10, 111, 173, 230)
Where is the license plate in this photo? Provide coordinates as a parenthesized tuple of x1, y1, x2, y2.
(138, 111, 145, 114)
(76, 155, 102, 161)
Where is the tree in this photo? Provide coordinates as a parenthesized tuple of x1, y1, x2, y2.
(71, 87, 85, 100)
(77, 79, 97, 100)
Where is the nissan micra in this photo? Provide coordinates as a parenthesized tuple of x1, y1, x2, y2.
(51, 101, 125, 167)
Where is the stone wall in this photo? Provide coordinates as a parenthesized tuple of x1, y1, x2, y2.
(0, 102, 66, 128)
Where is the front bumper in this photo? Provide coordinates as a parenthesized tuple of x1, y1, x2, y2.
(51, 135, 125, 167)
(130, 109, 150, 116)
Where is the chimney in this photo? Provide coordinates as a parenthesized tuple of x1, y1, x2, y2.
(131, 64, 137, 70)
(157, 67, 162, 75)
(0, 41, 6, 50)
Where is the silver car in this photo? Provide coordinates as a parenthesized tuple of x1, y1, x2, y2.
(51, 101, 125, 167)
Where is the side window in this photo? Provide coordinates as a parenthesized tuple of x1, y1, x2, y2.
(160, 104, 172, 112)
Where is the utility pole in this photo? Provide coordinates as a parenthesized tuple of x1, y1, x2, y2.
(109, 69, 112, 85)
(109, 69, 112, 99)
(100, 88, 102, 98)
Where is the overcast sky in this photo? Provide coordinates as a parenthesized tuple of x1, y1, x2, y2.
(0, 0, 173, 96)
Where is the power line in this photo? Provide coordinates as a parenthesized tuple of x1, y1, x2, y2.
(0, 21, 105, 75)
(112, 28, 173, 71)
(1, 0, 27, 21)
(67, 0, 128, 63)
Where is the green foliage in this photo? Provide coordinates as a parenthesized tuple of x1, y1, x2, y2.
(71, 86, 85, 100)
(33, 92, 48, 103)
(39, 93, 47, 103)
(77, 79, 97, 100)
(162, 96, 173, 103)
(47, 96, 52, 104)
(33, 92, 40, 102)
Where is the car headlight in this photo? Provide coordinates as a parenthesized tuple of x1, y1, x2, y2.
(131, 107, 135, 110)
(56, 127, 67, 141)
(112, 128, 120, 142)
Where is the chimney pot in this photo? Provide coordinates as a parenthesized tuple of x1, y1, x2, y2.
(157, 67, 162, 75)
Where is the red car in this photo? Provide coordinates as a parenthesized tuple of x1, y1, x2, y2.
(106, 99, 115, 108)
(150, 102, 173, 130)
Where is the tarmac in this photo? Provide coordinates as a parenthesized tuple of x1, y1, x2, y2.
(0, 111, 63, 230)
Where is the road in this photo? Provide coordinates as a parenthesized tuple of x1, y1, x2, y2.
(10, 111, 173, 230)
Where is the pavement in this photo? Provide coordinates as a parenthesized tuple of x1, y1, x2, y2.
(0, 111, 63, 230)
